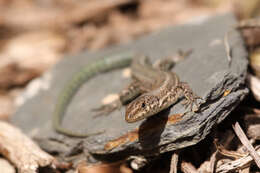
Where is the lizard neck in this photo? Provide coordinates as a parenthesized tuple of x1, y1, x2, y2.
(131, 55, 166, 89)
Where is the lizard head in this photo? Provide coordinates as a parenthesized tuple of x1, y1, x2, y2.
(125, 94, 160, 123)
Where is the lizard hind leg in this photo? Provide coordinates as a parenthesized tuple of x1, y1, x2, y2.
(153, 49, 193, 71)
(179, 82, 202, 112)
(92, 99, 122, 118)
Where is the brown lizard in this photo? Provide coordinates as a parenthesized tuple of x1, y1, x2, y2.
(54, 51, 201, 137)
(94, 52, 201, 123)
(124, 55, 200, 122)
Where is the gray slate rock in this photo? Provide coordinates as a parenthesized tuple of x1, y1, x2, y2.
(11, 13, 248, 161)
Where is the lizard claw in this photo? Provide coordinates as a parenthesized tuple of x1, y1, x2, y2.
(178, 82, 203, 112)
(181, 95, 202, 112)
(91, 101, 122, 118)
(193, 96, 203, 112)
(181, 97, 194, 111)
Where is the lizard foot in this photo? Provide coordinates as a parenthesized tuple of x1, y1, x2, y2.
(181, 95, 202, 112)
(92, 100, 122, 118)
(179, 82, 202, 112)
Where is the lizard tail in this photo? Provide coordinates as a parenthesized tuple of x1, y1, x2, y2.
(53, 52, 134, 137)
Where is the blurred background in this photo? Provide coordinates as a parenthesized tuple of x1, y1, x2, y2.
(0, 0, 259, 121)
(1, 1, 260, 172)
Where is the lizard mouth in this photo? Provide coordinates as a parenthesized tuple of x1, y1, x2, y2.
(125, 105, 141, 123)
(125, 112, 144, 123)
(125, 101, 145, 123)
(125, 94, 160, 123)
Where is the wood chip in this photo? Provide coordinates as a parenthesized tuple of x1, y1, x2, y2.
(232, 122, 260, 168)
(216, 146, 260, 173)
(215, 143, 247, 159)
(0, 121, 55, 173)
(0, 158, 15, 173)
(247, 74, 260, 101)
(169, 152, 179, 173)
(210, 151, 217, 173)
(181, 161, 199, 173)
(101, 93, 119, 104)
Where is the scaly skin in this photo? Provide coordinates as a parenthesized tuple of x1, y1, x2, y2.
(53, 51, 200, 137)
(125, 56, 200, 123)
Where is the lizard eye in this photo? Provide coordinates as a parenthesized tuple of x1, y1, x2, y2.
(141, 102, 146, 108)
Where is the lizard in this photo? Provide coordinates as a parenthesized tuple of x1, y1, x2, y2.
(53, 51, 201, 137)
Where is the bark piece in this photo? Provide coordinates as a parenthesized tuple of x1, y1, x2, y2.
(0, 121, 55, 173)
(216, 147, 260, 173)
(0, 158, 15, 173)
(232, 122, 260, 168)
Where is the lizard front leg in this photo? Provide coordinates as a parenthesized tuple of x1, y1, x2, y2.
(178, 82, 202, 112)
(92, 81, 143, 117)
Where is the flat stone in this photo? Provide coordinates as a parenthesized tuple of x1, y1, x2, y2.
(11, 13, 248, 162)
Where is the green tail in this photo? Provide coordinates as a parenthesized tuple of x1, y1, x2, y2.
(53, 52, 134, 137)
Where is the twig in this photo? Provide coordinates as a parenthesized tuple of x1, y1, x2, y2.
(216, 146, 260, 173)
(239, 167, 250, 173)
(0, 121, 55, 173)
(224, 18, 260, 67)
(215, 142, 247, 159)
(169, 152, 179, 173)
(209, 151, 217, 173)
(181, 161, 199, 173)
(232, 122, 260, 168)
(237, 19, 260, 29)
(247, 74, 260, 102)
(224, 29, 233, 66)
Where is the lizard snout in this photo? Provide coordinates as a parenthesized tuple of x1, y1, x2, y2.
(125, 94, 159, 123)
